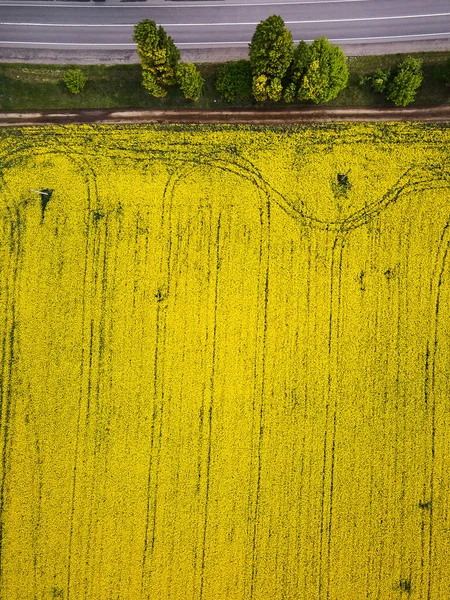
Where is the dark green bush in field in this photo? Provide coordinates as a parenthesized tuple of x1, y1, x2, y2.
(216, 60, 252, 102)
(387, 56, 423, 106)
(63, 69, 86, 94)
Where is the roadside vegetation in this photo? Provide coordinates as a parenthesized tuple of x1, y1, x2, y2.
(63, 68, 86, 95)
(0, 53, 449, 112)
(133, 18, 204, 100)
(247, 17, 349, 104)
(0, 12, 449, 112)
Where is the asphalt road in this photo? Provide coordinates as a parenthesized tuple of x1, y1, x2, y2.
(0, 0, 450, 61)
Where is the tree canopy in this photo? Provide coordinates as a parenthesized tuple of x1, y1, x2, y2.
(387, 56, 423, 107)
(249, 15, 293, 78)
(295, 37, 348, 104)
(133, 19, 180, 96)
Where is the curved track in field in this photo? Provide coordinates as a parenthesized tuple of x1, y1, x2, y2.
(1, 128, 449, 599)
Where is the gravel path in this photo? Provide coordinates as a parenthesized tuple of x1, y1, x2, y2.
(0, 105, 449, 126)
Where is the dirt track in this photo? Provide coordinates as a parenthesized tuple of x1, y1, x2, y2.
(0, 105, 449, 126)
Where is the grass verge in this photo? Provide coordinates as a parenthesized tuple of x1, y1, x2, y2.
(0, 51, 449, 111)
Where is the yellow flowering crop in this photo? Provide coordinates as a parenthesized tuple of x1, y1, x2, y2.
(0, 123, 450, 599)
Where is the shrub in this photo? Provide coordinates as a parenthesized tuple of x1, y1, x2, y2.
(387, 56, 423, 106)
(63, 69, 86, 94)
(249, 15, 293, 80)
(332, 171, 352, 198)
(177, 62, 204, 101)
(371, 68, 391, 93)
(252, 74, 268, 102)
(295, 37, 348, 104)
(216, 60, 252, 102)
(358, 74, 371, 87)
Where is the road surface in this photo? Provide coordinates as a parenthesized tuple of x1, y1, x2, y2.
(2, 105, 450, 126)
(0, 0, 450, 63)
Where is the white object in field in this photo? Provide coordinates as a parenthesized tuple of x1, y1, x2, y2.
(29, 189, 49, 196)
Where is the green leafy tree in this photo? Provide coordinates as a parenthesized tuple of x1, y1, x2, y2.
(387, 56, 423, 106)
(290, 40, 311, 85)
(295, 37, 348, 104)
(370, 68, 390, 93)
(249, 15, 293, 78)
(133, 19, 180, 96)
(252, 74, 268, 102)
(216, 60, 253, 102)
(177, 62, 204, 101)
(249, 15, 293, 101)
(63, 69, 86, 94)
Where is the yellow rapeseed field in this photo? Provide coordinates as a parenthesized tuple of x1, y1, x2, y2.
(0, 123, 449, 600)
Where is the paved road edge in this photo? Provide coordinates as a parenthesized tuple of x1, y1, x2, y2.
(2, 39, 450, 65)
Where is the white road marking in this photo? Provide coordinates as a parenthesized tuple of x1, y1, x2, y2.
(2, 13, 450, 27)
(1, 31, 450, 46)
(0, 0, 375, 7)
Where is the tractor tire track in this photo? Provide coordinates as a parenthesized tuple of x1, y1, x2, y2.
(422, 214, 450, 600)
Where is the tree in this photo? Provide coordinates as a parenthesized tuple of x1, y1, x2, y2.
(387, 56, 423, 106)
(216, 60, 253, 102)
(63, 69, 86, 94)
(249, 15, 293, 102)
(177, 62, 204, 101)
(290, 40, 311, 86)
(295, 37, 348, 104)
(249, 15, 293, 79)
(133, 19, 180, 97)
